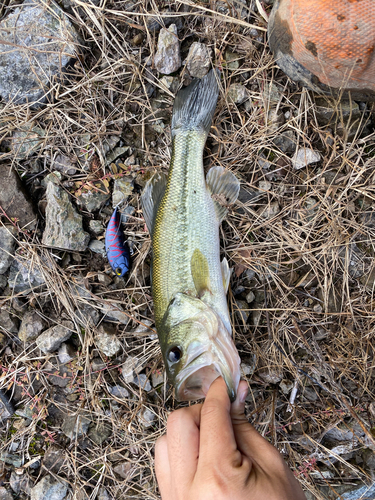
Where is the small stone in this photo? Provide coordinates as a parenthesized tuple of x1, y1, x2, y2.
(273, 130, 297, 153)
(246, 291, 255, 303)
(0, 488, 12, 500)
(109, 385, 129, 399)
(100, 302, 130, 325)
(235, 300, 249, 324)
(88, 239, 106, 257)
(0, 310, 18, 334)
(133, 374, 152, 392)
(186, 42, 211, 78)
(97, 487, 113, 500)
(94, 325, 122, 357)
(30, 475, 68, 500)
(279, 379, 294, 394)
(258, 367, 283, 384)
(363, 449, 375, 470)
(228, 83, 248, 104)
(105, 146, 130, 166)
(53, 154, 77, 176)
(88, 422, 112, 445)
(132, 319, 154, 336)
(12, 124, 45, 159)
(267, 109, 285, 133)
(61, 414, 91, 440)
(18, 311, 46, 342)
(151, 369, 164, 388)
(132, 33, 144, 46)
(113, 461, 134, 480)
(36, 323, 73, 354)
(121, 356, 144, 384)
(240, 362, 255, 377)
(58, 343, 75, 364)
(0, 227, 16, 274)
(112, 177, 134, 208)
(89, 220, 104, 235)
(0, 451, 22, 468)
(159, 76, 179, 93)
(77, 190, 110, 212)
(292, 148, 321, 170)
(258, 181, 271, 191)
(42, 446, 66, 473)
(42, 176, 90, 251)
(259, 202, 280, 219)
(75, 303, 100, 327)
(0, 275, 7, 290)
(154, 24, 181, 75)
(0, 165, 37, 230)
(9, 471, 30, 495)
(263, 82, 281, 105)
(0, 390, 14, 422)
(97, 273, 112, 286)
(315, 98, 360, 126)
(138, 407, 155, 428)
(8, 258, 45, 294)
(224, 50, 240, 70)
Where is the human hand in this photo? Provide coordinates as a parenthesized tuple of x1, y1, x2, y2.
(155, 377, 306, 500)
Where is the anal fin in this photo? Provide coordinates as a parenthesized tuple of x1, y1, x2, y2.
(206, 166, 240, 223)
(140, 172, 167, 235)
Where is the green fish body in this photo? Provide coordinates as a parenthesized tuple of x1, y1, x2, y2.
(141, 70, 241, 401)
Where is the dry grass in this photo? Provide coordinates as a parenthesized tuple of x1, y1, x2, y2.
(0, 0, 375, 498)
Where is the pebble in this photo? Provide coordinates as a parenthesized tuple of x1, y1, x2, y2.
(258, 180, 271, 192)
(9, 471, 30, 496)
(12, 124, 45, 159)
(109, 385, 129, 399)
(36, 323, 74, 354)
(0, 488, 12, 500)
(133, 374, 152, 392)
(121, 356, 144, 384)
(75, 303, 100, 327)
(77, 190, 110, 212)
(0, 390, 14, 422)
(0, 227, 16, 274)
(112, 176, 134, 208)
(0, 0, 81, 107)
(61, 414, 91, 440)
(18, 311, 46, 342)
(58, 343, 75, 364)
(30, 474, 69, 500)
(186, 42, 211, 78)
(0, 310, 19, 334)
(224, 50, 240, 70)
(259, 201, 280, 219)
(279, 379, 294, 394)
(100, 302, 130, 325)
(246, 290, 255, 303)
(292, 148, 321, 170)
(42, 173, 90, 251)
(97, 487, 114, 500)
(235, 299, 249, 324)
(94, 325, 122, 357)
(105, 146, 130, 166)
(8, 258, 45, 294)
(227, 83, 248, 104)
(159, 76, 179, 93)
(88, 422, 112, 445)
(53, 154, 77, 176)
(154, 24, 181, 75)
(0, 164, 37, 230)
(258, 367, 283, 384)
(138, 407, 155, 429)
(263, 82, 282, 105)
(113, 461, 134, 480)
(89, 220, 104, 236)
(88, 239, 106, 257)
(42, 446, 65, 473)
(273, 130, 297, 153)
(151, 369, 164, 388)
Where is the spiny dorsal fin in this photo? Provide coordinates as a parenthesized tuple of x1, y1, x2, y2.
(140, 172, 167, 235)
(191, 248, 211, 296)
(206, 166, 240, 223)
(221, 257, 231, 294)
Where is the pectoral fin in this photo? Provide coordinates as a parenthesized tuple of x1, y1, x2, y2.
(221, 257, 231, 294)
(206, 166, 240, 223)
(140, 172, 167, 235)
(191, 249, 211, 296)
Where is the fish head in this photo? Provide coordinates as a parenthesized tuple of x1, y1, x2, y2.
(161, 293, 240, 402)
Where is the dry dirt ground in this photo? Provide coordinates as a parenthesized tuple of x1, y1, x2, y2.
(1, 0, 375, 499)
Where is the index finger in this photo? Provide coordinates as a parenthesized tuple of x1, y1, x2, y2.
(198, 377, 241, 467)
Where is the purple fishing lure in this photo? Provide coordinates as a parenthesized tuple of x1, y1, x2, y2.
(105, 207, 130, 277)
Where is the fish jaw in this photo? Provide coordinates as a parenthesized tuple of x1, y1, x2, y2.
(171, 311, 241, 402)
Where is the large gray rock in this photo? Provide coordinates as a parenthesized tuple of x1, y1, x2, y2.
(0, 0, 81, 107)
(8, 258, 45, 294)
(0, 227, 16, 274)
(0, 165, 36, 230)
(77, 190, 110, 212)
(36, 323, 73, 353)
(42, 174, 90, 251)
(30, 475, 68, 500)
(18, 311, 47, 342)
(154, 24, 181, 75)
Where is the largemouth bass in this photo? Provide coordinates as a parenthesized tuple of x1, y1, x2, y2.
(141, 70, 241, 401)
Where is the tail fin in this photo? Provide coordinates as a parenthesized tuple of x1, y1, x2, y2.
(171, 69, 220, 138)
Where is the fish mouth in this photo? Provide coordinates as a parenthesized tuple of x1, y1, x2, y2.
(174, 332, 240, 402)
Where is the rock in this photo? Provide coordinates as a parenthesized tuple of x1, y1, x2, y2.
(0, 164, 37, 230)
(224, 50, 240, 70)
(18, 311, 46, 342)
(42, 446, 66, 473)
(42, 174, 90, 251)
(61, 414, 91, 440)
(258, 366, 283, 384)
(9, 471, 30, 495)
(315, 98, 360, 126)
(338, 243, 367, 279)
(36, 323, 73, 353)
(53, 154, 77, 176)
(0, 488, 12, 500)
(0, 0, 81, 107)
(105, 146, 130, 166)
(8, 258, 45, 294)
(362, 449, 375, 470)
(273, 130, 297, 153)
(258, 181, 271, 192)
(279, 379, 294, 394)
(263, 82, 282, 105)
(94, 325, 122, 357)
(88, 239, 106, 257)
(109, 385, 129, 399)
(159, 76, 179, 93)
(235, 300, 249, 324)
(100, 302, 130, 325)
(154, 24, 181, 75)
(0, 275, 7, 291)
(246, 291, 255, 303)
(151, 369, 164, 388)
(89, 220, 104, 235)
(75, 303, 100, 327)
(0, 310, 18, 334)
(186, 42, 211, 78)
(58, 343, 75, 364)
(138, 407, 155, 428)
(30, 475, 68, 500)
(112, 177, 134, 208)
(0, 227, 16, 274)
(97, 487, 113, 500)
(121, 356, 144, 384)
(0, 451, 22, 467)
(133, 374, 152, 392)
(97, 273, 112, 286)
(334, 483, 375, 500)
(240, 361, 255, 377)
(88, 422, 112, 445)
(267, 109, 285, 133)
(113, 461, 134, 480)
(77, 190, 110, 212)
(12, 124, 45, 159)
(228, 83, 248, 104)
(0, 390, 14, 422)
(292, 148, 321, 170)
(258, 201, 280, 219)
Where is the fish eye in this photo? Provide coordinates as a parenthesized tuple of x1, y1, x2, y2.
(115, 267, 122, 276)
(168, 346, 182, 363)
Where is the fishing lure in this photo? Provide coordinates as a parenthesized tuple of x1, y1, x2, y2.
(105, 206, 131, 277)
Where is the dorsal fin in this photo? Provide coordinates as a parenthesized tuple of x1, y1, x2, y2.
(206, 166, 240, 223)
(191, 248, 211, 296)
(140, 172, 167, 235)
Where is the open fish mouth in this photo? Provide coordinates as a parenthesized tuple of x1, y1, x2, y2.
(175, 333, 240, 402)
